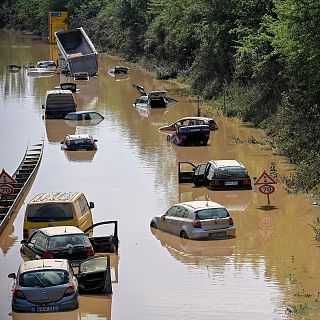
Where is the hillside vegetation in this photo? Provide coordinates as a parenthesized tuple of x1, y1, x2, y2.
(1, 0, 319, 193)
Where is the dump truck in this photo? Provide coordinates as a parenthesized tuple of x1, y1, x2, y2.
(55, 27, 98, 76)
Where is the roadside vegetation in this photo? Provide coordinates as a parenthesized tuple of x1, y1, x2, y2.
(1, 0, 319, 195)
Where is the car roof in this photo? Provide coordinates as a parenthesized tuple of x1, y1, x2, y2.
(46, 89, 73, 95)
(19, 259, 69, 273)
(29, 192, 81, 203)
(40, 226, 84, 236)
(66, 111, 98, 115)
(66, 134, 92, 140)
(209, 160, 245, 168)
(177, 117, 213, 122)
(180, 201, 225, 210)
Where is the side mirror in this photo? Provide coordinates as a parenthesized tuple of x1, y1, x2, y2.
(42, 104, 44, 109)
(192, 167, 196, 171)
(60, 141, 64, 144)
(20, 239, 27, 244)
(94, 139, 98, 142)
(8, 273, 16, 279)
(89, 202, 95, 209)
(160, 214, 166, 221)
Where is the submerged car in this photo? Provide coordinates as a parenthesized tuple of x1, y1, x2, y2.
(132, 83, 177, 109)
(178, 160, 252, 190)
(61, 134, 97, 151)
(65, 111, 104, 122)
(167, 124, 210, 146)
(21, 222, 119, 267)
(36, 60, 57, 71)
(159, 117, 218, 133)
(8, 259, 79, 313)
(150, 201, 235, 240)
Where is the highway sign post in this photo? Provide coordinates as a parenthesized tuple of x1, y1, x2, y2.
(255, 170, 277, 206)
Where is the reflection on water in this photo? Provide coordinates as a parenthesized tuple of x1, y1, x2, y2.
(63, 150, 97, 163)
(178, 184, 251, 212)
(45, 119, 76, 143)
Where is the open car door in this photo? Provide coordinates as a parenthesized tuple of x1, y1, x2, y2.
(84, 221, 119, 254)
(193, 163, 207, 186)
(178, 162, 207, 186)
(178, 162, 196, 183)
(77, 256, 113, 294)
(132, 83, 147, 96)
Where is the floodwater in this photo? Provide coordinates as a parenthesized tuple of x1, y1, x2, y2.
(1, 29, 320, 320)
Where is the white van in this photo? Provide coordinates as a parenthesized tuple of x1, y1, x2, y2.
(43, 89, 76, 119)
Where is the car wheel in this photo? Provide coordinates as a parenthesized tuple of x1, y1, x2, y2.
(150, 222, 157, 229)
(180, 231, 188, 239)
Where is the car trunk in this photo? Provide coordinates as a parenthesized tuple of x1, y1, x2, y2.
(52, 246, 89, 262)
(21, 286, 67, 304)
(200, 217, 230, 231)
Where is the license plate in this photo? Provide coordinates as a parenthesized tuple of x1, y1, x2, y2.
(36, 305, 58, 312)
(224, 181, 238, 186)
(209, 231, 226, 238)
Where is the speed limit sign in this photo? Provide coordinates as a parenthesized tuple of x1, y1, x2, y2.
(0, 184, 14, 196)
(259, 184, 275, 195)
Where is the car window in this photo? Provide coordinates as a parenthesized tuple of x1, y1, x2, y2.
(77, 195, 90, 216)
(213, 167, 248, 178)
(166, 206, 179, 217)
(175, 206, 184, 217)
(20, 270, 69, 287)
(34, 232, 48, 250)
(47, 234, 90, 250)
(29, 232, 40, 244)
(26, 203, 74, 222)
(196, 208, 229, 220)
(90, 112, 103, 120)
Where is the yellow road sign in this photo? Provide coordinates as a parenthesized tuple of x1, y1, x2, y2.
(48, 11, 68, 43)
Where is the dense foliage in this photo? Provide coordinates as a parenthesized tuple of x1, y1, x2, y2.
(1, 0, 319, 193)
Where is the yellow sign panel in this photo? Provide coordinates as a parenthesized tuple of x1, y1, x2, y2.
(48, 11, 68, 43)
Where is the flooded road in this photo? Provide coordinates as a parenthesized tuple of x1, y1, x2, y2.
(1, 29, 320, 320)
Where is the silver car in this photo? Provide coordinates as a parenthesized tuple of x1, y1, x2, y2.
(150, 201, 236, 240)
(8, 259, 78, 312)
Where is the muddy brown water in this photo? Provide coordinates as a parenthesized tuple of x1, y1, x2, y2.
(1, 29, 320, 320)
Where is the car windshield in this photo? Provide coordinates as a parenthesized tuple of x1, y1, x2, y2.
(48, 234, 91, 250)
(26, 203, 74, 222)
(20, 269, 69, 287)
(70, 139, 93, 146)
(79, 257, 107, 274)
(214, 167, 248, 178)
(196, 208, 229, 219)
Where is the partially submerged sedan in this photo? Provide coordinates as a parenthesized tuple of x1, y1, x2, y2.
(61, 134, 97, 151)
(179, 160, 252, 190)
(159, 116, 218, 133)
(21, 222, 119, 266)
(150, 201, 236, 240)
(8, 259, 79, 313)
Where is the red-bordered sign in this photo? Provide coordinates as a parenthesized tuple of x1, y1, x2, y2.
(254, 170, 277, 185)
(0, 184, 14, 196)
(0, 169, 17, 184)
(258, 184, 275, 195)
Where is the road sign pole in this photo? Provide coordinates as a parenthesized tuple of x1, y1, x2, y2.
(267, 194, 270, 206)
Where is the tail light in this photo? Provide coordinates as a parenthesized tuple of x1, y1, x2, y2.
(23, 229, 28, 239)
(192, 218, 202, 228)
(243, 179, 251, 186)
(87, 248, 95, 256)
(64, 282, 76, 297)
(43, 252, 53, 259)
(180, 135, 187, 142)
(204, 133, 210, 138)
(210, 180, 222, 186)
(13, 288, 26, 300)
(229, 217, 234, 225)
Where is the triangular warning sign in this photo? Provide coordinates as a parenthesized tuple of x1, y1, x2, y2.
(0, 169, 17, 184)
(254, 170, 277, 185)
(257, 228, 274, 244)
